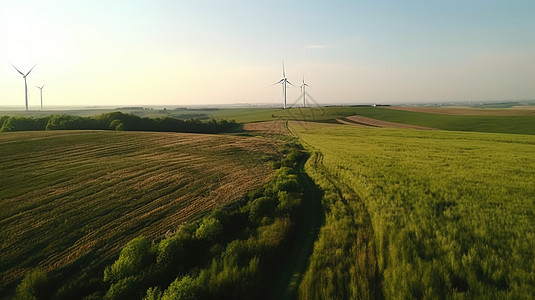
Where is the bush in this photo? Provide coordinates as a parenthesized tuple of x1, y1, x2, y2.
(195, 217, 223, 242)
(161, 275, 199, 300)
(143, 287, 162, 300)
(104, 236, 150, 283)
(257, 217, 291, 249)
(15, 269, 48, 300)
(247, 196, 277, 223)
(104, 276, 138, 300)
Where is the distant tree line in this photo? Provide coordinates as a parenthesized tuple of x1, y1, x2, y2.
(0, 112, 239, 134)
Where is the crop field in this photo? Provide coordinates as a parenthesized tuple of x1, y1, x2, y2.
(1, 106, 363, 124)
(243, 121, 289, 135)
(387, 106, 535, 116)
(0, 130, 283, 294)
(346, 107, 535, 135)
(291, 122, 535, 298)
(342, 115, 436, 130)
(4, 105, 534, 136)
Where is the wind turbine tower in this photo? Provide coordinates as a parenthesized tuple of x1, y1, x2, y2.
(36, 85, 45, 110)
(273, 62, 294, 109)
(10, 63, 36, 111)
(300, 76, 310, 108)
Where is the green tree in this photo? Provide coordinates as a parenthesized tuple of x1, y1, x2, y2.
(104, 276, 138, 300)
(162, 275, 199, 300)
(15, 269, 47, 300)
(143, 287, 162, 300)
(195, 217, 223, 241)
(104, 236, 150, 283)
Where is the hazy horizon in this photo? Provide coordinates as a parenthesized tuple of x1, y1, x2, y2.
(1, 0, 534, 108)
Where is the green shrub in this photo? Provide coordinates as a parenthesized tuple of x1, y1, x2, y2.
(257, 217, 291, 249)
(161, 275, 199, 300)
(15, 269, 47, 300)
(143, 287, 162, 300)
(195, 217, 223, 241)
(104, 236, 150, 283)
(157, 233, 187, 266)
(247, 196, 277, 223)
(104, 276, 138, 300)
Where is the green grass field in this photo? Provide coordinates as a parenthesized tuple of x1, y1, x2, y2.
(347, 106, 535, 135)
(291, 122, 535, 298)
(0, 130, 282, 296)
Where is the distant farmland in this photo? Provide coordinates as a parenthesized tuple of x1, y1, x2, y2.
(346, 107, 535, 135)
(386, 105, 535, 116)
(0, 131, 282, 294)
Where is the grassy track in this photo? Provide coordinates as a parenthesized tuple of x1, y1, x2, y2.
(297, 150, 382, 299)
(292, 122, 535, 298)
(0, 130, 282, 295)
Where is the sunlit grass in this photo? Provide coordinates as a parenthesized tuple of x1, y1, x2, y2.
(292, 122, 535, 298)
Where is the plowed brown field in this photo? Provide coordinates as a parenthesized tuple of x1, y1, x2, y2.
(343, 115, 436, 130)
(243, 121, 289, 135)
(0, 131, 282, 291)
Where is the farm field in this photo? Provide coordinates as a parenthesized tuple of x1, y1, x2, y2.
(0, 130, 283, 296)
(387, 105, 535, 116)
(0, 107, 351, 123)
(3, 105, 535, 135)
(342, 115, 436, 130)
(242, 121, 289, 135)
(291, 122, 535, 298)
(347, 106, 535, 135)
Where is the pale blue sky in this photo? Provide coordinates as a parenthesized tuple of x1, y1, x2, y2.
(1, 0, 534, 108)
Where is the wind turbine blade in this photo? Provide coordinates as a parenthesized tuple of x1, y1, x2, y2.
(25, 64, 37, 76)
(10, 63, 24, 76)
(271, 79, 284, 86)
(287, 80, 296, 87)
(282, 60, 285, 78)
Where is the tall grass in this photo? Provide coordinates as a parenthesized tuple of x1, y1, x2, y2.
(292, 122, 535, 298)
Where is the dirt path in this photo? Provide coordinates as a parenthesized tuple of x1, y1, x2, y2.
(342, 115, 436, 130)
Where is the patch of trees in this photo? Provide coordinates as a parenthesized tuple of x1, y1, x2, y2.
(15, 144, 307, 299)
(0, 112, 239, 134)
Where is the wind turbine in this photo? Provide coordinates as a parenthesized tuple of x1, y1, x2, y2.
(299, 75, 310, 108)
(272, 61, 295, 109)
(36, 85, 45, 110)
(10, 63, 37, 111)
